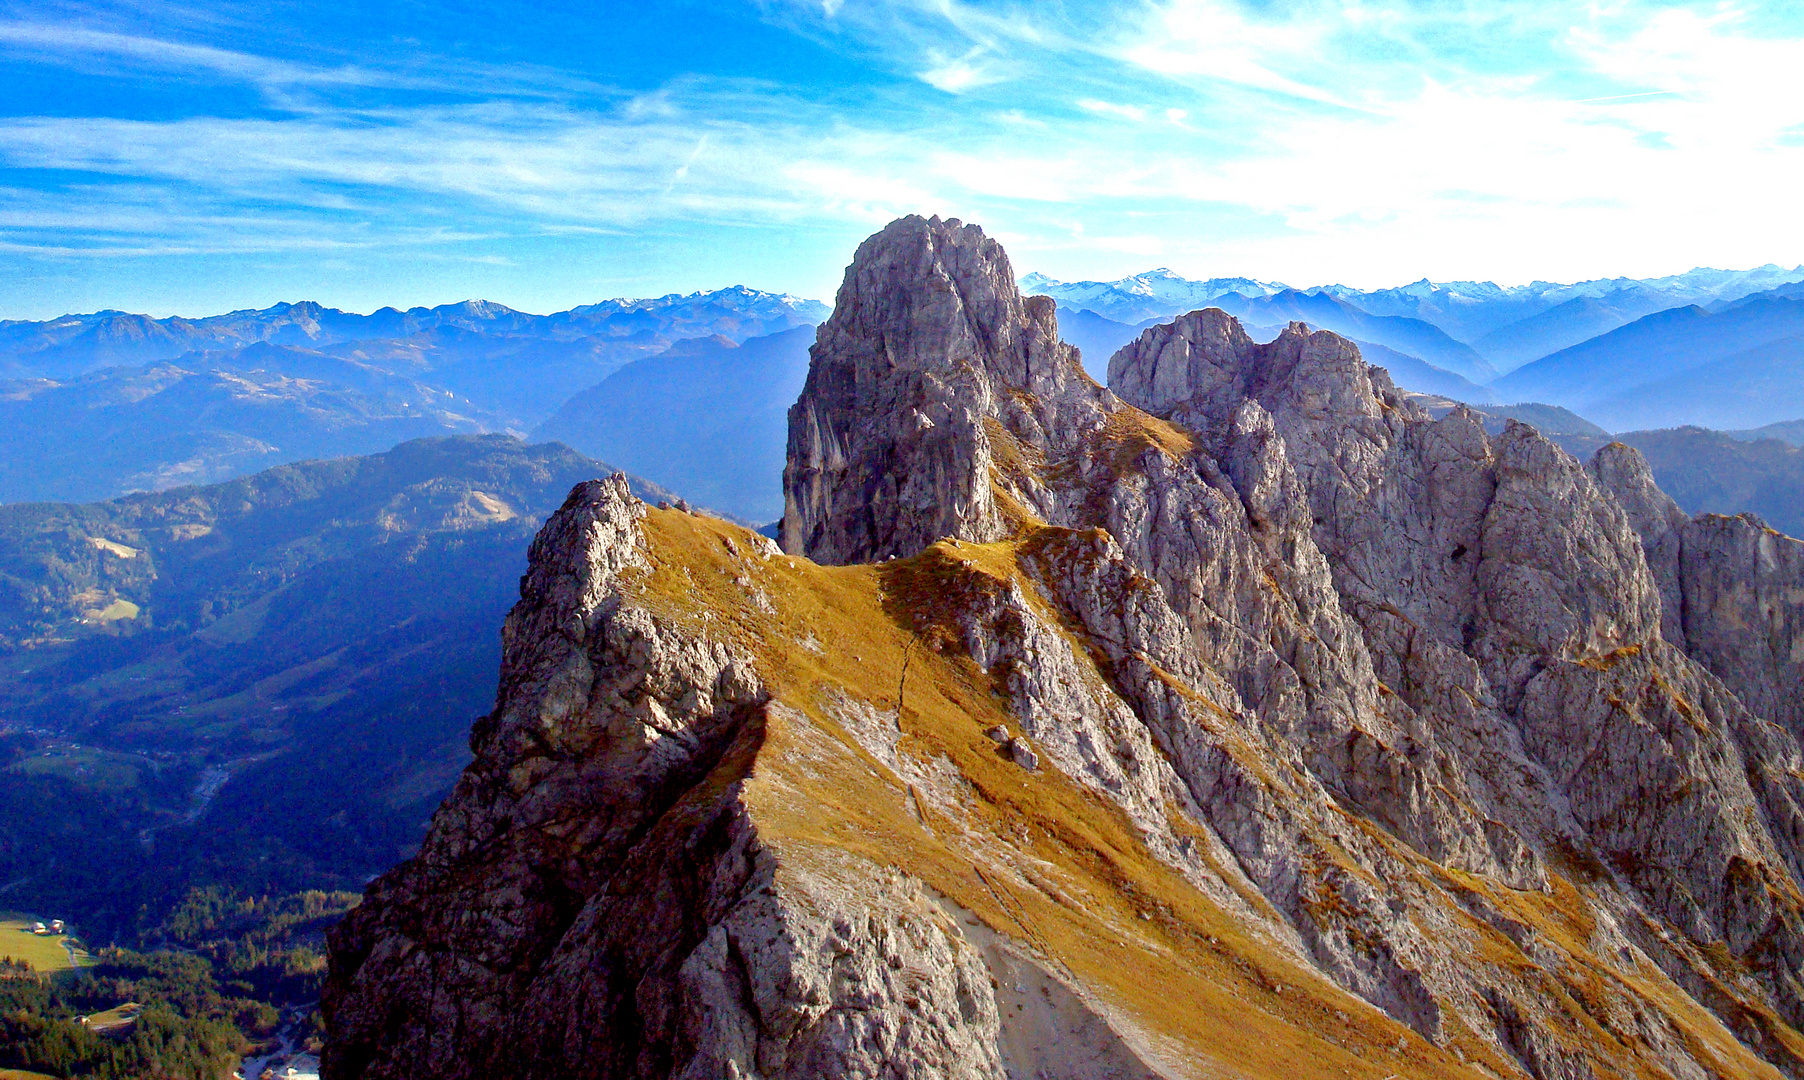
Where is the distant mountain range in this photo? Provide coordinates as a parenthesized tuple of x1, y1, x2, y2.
(1027, 264, 1804, 368)
(1494, 298, 1804, 430)
(1029, 264, 1804, 431)
(0, 287, 828, 381)
(533, 326, 814, 523)
(1018, 269, 1281, 325)
(0, 288, 829, 507)
(1313, 265, 1804, 348)
(0, 352, 488, 503)
(1468, 293, 1678, 371)
(10, 262, 1804, 519)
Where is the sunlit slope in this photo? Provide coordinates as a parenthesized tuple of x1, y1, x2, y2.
(631, 505, 1795, 1080)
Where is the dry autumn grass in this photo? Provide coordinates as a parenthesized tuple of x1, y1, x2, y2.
(612, 502, 1804, 1080)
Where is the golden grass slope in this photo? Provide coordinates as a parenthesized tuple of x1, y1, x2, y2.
(627, 505, 1798, 1080)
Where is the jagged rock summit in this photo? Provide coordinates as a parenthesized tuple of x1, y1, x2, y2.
(326, 216, 1804, 1079)
(783, 215, 1099, 562)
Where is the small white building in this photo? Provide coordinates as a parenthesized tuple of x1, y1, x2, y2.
(282, 1053, 321, 1080)
(31, 922, 46, 935)
(49, 920, 64, 933)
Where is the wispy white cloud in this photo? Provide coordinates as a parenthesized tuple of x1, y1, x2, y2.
(1077, 99, 1147, 122)
(919, 48, 1004, 93)
(0, 98, 792, 220)
(1115, 0, 1350, 105)
(0, 22, 374, 86)
(4, 1, 1804, 298)
(0, 16, 611, 107)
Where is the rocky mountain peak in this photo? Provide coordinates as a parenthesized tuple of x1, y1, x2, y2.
(820, 215, 1080, 398)
(781, 215, 1100, 564)
(326, 217, 1804, 1080)
(1108, 310, 1382, 439)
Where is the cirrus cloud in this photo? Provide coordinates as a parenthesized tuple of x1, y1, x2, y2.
(1, 0, 1802, 317)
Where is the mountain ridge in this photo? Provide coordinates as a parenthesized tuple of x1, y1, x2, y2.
(1056, 304, 1495, 402)
(0, 314, 835, 507)
(0, 287, 830, 381)
(531, 325, 815, 523)
(1493, 297, 1804, 428)
(1025, 262, 1804, 368)
(326, 215, 1804, 1080)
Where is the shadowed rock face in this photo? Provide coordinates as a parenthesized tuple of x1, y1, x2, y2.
(325, 216, 1804, 1080)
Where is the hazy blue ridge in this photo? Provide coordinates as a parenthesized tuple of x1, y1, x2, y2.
(532, 325, 816, 524)
(1470, 292, 1678, 373)
(1493, 299, 1804, 427)
(0, 287, 827, 381)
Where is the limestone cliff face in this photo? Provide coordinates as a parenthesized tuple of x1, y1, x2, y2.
(1593, 441, 1804, 746)
(1105, 309, 1804, 1048)
(326, 217, 1804, 1080)
(782, 216, 1099, 564)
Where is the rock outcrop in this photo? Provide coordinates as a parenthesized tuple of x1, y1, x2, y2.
(782, 217, 1098, 563)
(1592, 442, 1804, 747)
(326, 216, 1804, 1080)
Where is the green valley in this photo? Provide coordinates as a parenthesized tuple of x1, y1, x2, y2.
(0, 435, 674, 1078)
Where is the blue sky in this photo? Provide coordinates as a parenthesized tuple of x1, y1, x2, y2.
(3, 0, 1803, 319)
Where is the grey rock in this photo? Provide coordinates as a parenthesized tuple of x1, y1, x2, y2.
(1594, 442, 1804, 746)
(1110, 305, 1804, 1057)
(781, 215, 1102, 564)
(323, 471, 1174, 1080)
(327, 218, 1804, 1080)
